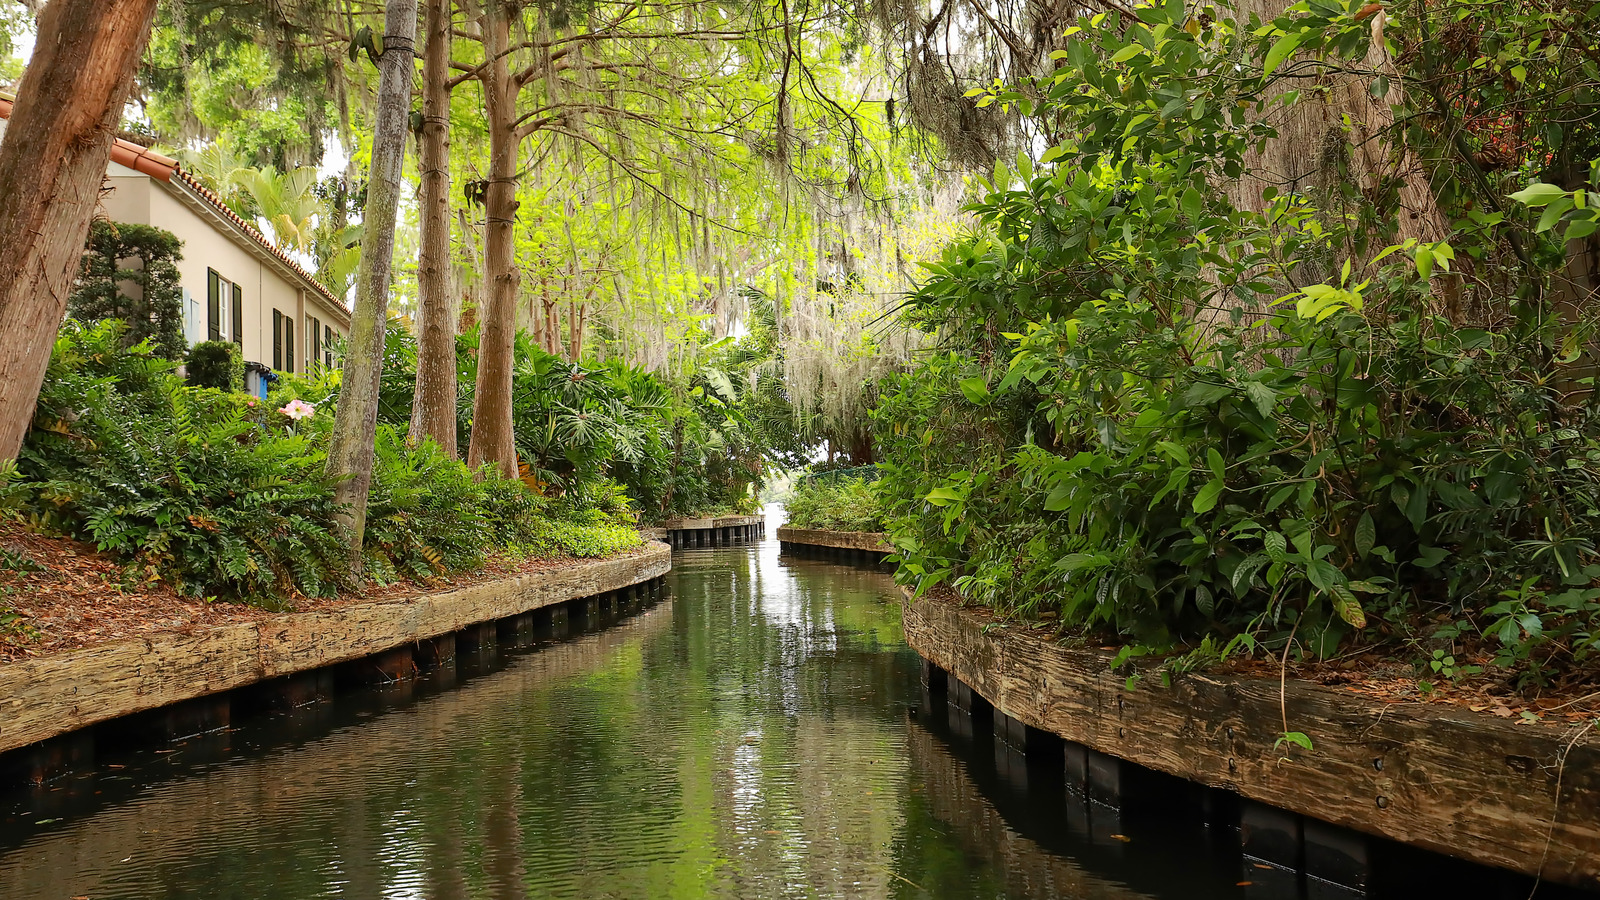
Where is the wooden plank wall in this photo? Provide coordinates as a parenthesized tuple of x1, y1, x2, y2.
(0, 544, 671, 754)
(901, 591, 1600, 890)
(775, 527, 891, 553)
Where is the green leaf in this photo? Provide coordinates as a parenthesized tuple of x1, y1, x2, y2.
(1243, 381, 1276, 417)
(1263, 31, 1303, 76)
(958, 376, 992, 404)
(1535, 196, 1575, 233)
(1193, 477, 1225, 513)
(924, 486, 963, 506)
(1413, 545, 1449, 569)
(1306, 557, 1342, 591)
(1181, 187, 1202, 219)
(1206, 447, 1225, 480)
(1354, 511, 1375, 559)
(1111, 44, 1144, 63)
(1155, 440, 1191, 467)
(1274, 731, 1313, 752)
(1508, 183, 1568, 207)
(1329, 583, 1367, 629)
(1263, 530, 1288, 561)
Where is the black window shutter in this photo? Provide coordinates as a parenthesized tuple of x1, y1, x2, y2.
(310, 317, 321, 368)
(272, 309, 282, 370)
(231, 284, 243, 346)
(325, 325, 334, 366)
(207, 270, 221, 341)
(285, 316, 295, 373)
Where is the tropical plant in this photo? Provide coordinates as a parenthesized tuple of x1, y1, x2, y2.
(876, 0, 1600, 687)
(785, 475, 886, 533)
(14, 321, 641, 606)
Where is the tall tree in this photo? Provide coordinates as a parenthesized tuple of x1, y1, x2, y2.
(464, 0, 520, 479)
(408, 0, 459, 456)
(325, 0, 417, 558)
(0, 0, 160, 462)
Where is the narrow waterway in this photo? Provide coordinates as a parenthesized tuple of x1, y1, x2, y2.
(0, 534, 1514, 899)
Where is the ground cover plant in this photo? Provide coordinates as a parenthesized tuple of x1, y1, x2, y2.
(784, 471, 887, 533)
(11, 320, 639, 607)
(876, 0, 1600, 692)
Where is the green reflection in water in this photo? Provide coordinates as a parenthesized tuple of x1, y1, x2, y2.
(0, 544, 1158, 900)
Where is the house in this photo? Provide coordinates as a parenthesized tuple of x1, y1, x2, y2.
(0, 95, 351, 396)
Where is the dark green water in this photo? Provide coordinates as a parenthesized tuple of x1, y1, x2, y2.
(0, 538, 1526, 899)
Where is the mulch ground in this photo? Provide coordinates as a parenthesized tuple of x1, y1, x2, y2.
(0, 519, 646, 664)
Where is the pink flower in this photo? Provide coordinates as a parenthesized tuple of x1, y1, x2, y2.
(280, 399, 316, 420)
(246, 400, 257, 407)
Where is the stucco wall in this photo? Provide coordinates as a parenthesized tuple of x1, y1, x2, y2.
(97, 176, 347, 375)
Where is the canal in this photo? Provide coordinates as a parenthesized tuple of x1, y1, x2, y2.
(0, 534, 1545, 898)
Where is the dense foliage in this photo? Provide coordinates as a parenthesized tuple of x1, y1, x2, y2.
(11, 321, 639, 606)
(359, 304, 801, 523)
(877, 0, 1600, 688)
(785, 474, 886, 533)
(68, 221, 186, 360)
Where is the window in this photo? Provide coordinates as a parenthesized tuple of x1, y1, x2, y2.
(272, 309, 283, 371)
(206, 270, 243, 345)
(272, 309, 298, 373)
(207, 269, 226, 341)
(324, 324, 335, 368)
(307, 315, 322, 371)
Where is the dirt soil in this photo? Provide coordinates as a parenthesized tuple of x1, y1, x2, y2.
(0, 519, 652, 664)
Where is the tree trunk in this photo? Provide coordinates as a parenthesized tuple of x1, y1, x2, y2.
(408, 0, 458, 457)
(0, 0, 159, 462)
(465, 0, 520, 480)
(324, 0, 417, 560)
(1224, 4, 1449, 256)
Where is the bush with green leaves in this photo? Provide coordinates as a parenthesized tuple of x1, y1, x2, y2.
(16, 320, 638, 606)
(877, 0, 1600, 688)
(69, 221, 186, 360)
(785, 476, 886, 533)
(185, 341, 242, 391)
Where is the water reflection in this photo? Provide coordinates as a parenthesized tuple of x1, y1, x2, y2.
(0, 539, 1502, 899)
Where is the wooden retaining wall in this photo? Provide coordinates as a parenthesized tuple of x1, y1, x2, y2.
(655, 515, 764, 549)
(901, 590, 1600, 890)
(775, 526, 891, 554)
(0, 543, 671, 757)
(0, 599, 680, 899)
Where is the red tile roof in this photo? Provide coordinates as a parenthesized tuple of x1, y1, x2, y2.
(0, 94, 349, 319)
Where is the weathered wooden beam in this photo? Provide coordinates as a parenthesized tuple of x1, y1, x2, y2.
(901, 590, 1600, 889)
(0, 544, 670, 755)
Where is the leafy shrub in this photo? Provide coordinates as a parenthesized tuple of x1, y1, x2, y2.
(785, 476, 885, 532)
(17, 321, 640, 606)
(186, 341, 241, 391)
(877, 0, 1600, 687)
(25, 322, 346, 603)
(69, 221, 186, 360)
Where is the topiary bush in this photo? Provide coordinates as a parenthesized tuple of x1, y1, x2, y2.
(186, 340, 241, 391)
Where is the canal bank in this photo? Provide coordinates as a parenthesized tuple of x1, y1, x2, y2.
(2, 536, 1593, 899)
(901, 588, 1600, 891)
(643, 514, 765, 549)
(0, 542, 670, 778)
(776, 524, 892, 563)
